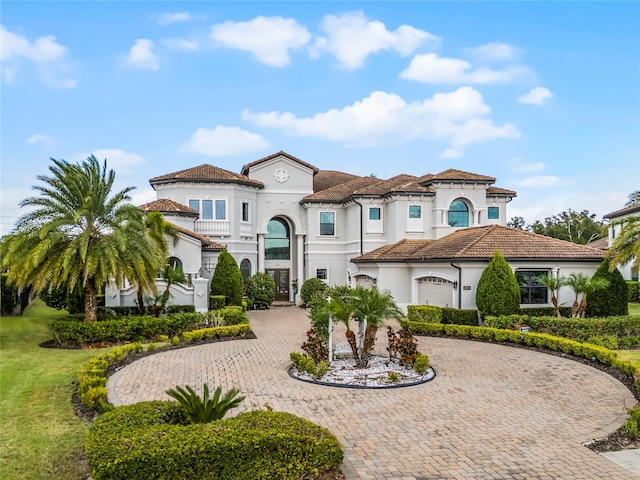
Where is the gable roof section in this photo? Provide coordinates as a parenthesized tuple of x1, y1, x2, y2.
(302, 176, 382, 203)
(587, 237, 609, 251)
(604, 204, 640, 220)
(486, 186, 517, 196)
(241, 150, 319, 176)
(166, 221, 226, 251)
(149, 164, 263, 189)
(138, 198, 198, 217)
(313, 170, 361, 193)
(353, 225, 605, 263)
(423, 168, 496, 184)
(353, 174, 434, 196)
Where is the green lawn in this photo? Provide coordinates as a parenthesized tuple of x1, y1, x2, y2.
(0, 300, 106, 479)
(629, 303, 640, 316)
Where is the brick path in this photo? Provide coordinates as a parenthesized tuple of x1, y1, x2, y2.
(107, 307, 638, 479)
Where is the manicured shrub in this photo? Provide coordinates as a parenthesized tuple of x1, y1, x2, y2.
(413, 353, 431, 374)
(210, 251, 244, 306)
(182, 324, 251, 342)
(475, 250, 521, 317)
(623, 406, 640, 439)
(290, 352, 329, 379)
(86, 404, 344, 480)
(441, 308, 479, 325)
(586, 259, 629, 317)
(209, 295, 226, 310)
(165, 384, 245, 423)
(0, 273, 19, 315)
(519, 306, 573, 317)
(300, 278, 329, 306)
(165, 304, 196, 314)
(246, 272, 276, 309)
(407, 305, 442, 323)
(628, 281, 640, 303)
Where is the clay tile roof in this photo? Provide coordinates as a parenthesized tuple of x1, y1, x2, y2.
(426, 169, 496, 183)
(138, 198, 198, 217)
(241, 150, 319, 175)
(166, 221, 226, 251)
(604, 204, 640, 220)
(487, 186, 517, 196)
(302, 176, 382, 203)
(352, 225, 606, 263)
(314, 170, 361, 192)
(587, 237, 609, 251)
(351, 239, 431, 261)
(149, 164, 263, 189)
(354, 174, 423, 196)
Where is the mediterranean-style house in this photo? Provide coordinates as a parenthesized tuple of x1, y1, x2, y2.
(105, 151, 605, 312)
(603, 204, 640, 281)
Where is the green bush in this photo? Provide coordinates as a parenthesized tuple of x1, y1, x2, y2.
(246, 272, 276, 309)
(475, 250, 521, 317)
(413, 353, 431, 374)
(623, 406, 640, 439)
(407, 305, 442, 323)
(586, 259, 629, 317)
(628, 281, 640, 303)
(182, 324, 251, 342)
(0, 273, 19, 316)
(519, 306, 573, 317)
(165, 384, 245, 423)
(290, 352, 329, 379)
(300, 278, 329, 306)
(165, 304, 196, 314)
(441, 307, 478, 325)
(209, 295, 226, 310)
(86, 403, 344, 480)
(210, 252, 244, 306)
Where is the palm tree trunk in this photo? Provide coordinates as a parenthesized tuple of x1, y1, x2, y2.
(345, 328, 359, 361)
(578, 298, 587, 318)
(361, 325, 378, 367)
(84, 283, 98, 323)
(551, 294, 561, 318)
(571, 300, 579, 318)
(137, 290, 145, 316)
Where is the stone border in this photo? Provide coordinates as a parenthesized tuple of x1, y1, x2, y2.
(287, 364, 436, 389)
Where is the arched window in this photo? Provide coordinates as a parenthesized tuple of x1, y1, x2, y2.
(167, 256, 183, 271)
(265, 218, 290, 260)
(448, 199, 469, 227)
(240, 259, 252, 281)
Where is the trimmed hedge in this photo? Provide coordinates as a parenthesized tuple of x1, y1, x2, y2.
(86, 403, 344, 480)
(519, 306, 573, 317)
(407, 305, 478, 326)
(628, 281, 640, 303)
(209, 295, 226, 310)
(102, 305, 196, 317)
(183, 324, 251, 342)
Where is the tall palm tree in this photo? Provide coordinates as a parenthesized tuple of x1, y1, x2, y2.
(0, 156, 163, 322)
(565, 273, 609, 318)
(318, 295, 358, 360)
(538, 274, 567, 318)
(607, 215, 640, 274)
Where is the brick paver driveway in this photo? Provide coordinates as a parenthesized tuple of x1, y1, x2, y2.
(108, 307, 637, 479)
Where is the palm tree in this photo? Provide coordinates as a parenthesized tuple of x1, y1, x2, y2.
(318, 295, 358, 360)
(565, 273, 609, 318)
(156, 264, 187, 316)
(607, 215, 640, 274)
(0, 156, 163, 322)
(625, 191, 640, 208)
(351, 286, 404, 367)
(538, 274, 567, 318)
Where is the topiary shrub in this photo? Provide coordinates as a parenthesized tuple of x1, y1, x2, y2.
(86, 402, 344, 480)
(441, 307, 478, 325)
(246, 272, 276, 309)
(209, 295, 226, 310)
(210, 252, 244, 306)
(475, 250, 521, 317)
(300, 278, 329, 306)
(628, 281, 640, 303)
(413, 353, 431, 374)
(586, 259, 629, 317)
(407, 305, 442, 323)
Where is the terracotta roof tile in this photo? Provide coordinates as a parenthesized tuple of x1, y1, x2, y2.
(352, 239, 431, 261)
(604, 204, 640, 220)
(486, 186, 517, 196)
(302, 176, 382, 203)
(166, 221, 226, 251)
(314, 170, 361, 192)
(353, 225, 605, 263)
(587, 237, 609, 251)
(241, 150, 319, 175)
(149, 164, 263, 188)
(426, 169, 496, 183)
(138, 198, 198, 216)
(353, 174, 417, 195)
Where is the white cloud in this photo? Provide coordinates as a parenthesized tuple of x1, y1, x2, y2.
(510, 158, 545, 173)
(518, 87, 553, 105)
(243, 87, 520, 151)
(179, 126, 270, 157)
(439, 149, 464, 159)
(465, 42, 521, 62)
(158, 12, 194, 25)
(210, 16, 310, 67)
(26, 134, 52, 145)
(162, 37, 199, 51)
(0, 24, 77, 88)
(130, 187, 157, 207)
(126, 39, 159, 70)
(311, 11, 438, 69)
(86, 149, 146, 174)
(400, 53, 529, 84)
(511, 175, 569, 188)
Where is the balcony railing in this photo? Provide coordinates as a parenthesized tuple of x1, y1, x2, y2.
(240, 222, 253, 237)
(194, 219, 230, 236)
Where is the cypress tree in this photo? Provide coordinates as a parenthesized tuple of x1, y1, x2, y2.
(210, 251, 244, 306)
(585, 259, 629, 317)
(475, 250, 521, 317)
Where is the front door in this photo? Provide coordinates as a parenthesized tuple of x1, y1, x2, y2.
(267, 269, 289, 301)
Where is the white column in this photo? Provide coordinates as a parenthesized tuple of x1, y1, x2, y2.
(472, 210, 480, 226)
(296, 234, 304, 287)
(441, 209, 448, 225)
(258, 234, 265, 273)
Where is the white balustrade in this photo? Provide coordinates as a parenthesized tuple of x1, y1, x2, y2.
(194, 219, 231, 236)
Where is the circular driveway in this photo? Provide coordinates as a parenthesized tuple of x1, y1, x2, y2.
(108, 308, 637, 479)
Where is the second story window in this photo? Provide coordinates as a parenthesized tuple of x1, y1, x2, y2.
(409, 205, 421, 218)
(320, 211, 335, 236)
(189, 199, 226, 220)
(369, 207, 380, 220)
(488, 206, 499, 220)
(448, 199, 469, 227)
(242, 202, 249, 222)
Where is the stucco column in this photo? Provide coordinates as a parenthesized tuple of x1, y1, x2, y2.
(296, 234, 304, 287)
(551, 267, 559, 278)
(472, 210, 480, 226)
(258, 233, 265, 273)
(441, 209, 448, 225)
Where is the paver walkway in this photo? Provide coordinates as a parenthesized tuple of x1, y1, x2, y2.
(108, 307, 638, 479)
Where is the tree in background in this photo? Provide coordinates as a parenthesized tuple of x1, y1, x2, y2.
(475, 250, 521, 317)
(586, 259, 628, 317)
(565, 273, 609, 318)
(210, 251, 244, 306)
(0, 156, 162, 322)
(626, 190, 640, 208)
(507, 216, 528, 230)
(530, 209, 605, 244)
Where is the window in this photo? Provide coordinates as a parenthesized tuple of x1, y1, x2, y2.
(242, 202, 249, 222)
(488, 206, 499, 220)
(202, 200, 213, 219)
(369, 207, 381, 220)
(189, 199, 226, 220)
(516, 271, 548, 304)
(265, 218, 290, 260)
(316, 268, 328, 280)
(167, 256, 183, 271)
(320, 211, 335, 236)
(409, 205, 422, 218)
(448, 199, 469, 227)
(215, 200, 226, 220)
(240, 259, 251, 282)
(632, 266, 639, 282)
(188, 199, 199, 212)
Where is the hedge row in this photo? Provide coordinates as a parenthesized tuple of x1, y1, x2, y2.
(629, 281, 640, 303)
(86, 403, 344, 480)
(484, 314, 640, 341)
(407, 305, 478, 325)
(519, 306, 573, 317)
(401, 320, 640, 397)
(183, 324, 252, 342)
(103, 305, 196, 317)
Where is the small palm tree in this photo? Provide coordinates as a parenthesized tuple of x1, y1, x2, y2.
(565, 273, 609, 318)
(156, 264, 187, 316)
(538, 274, 567, 318)
(165, 383, 245, 423)
(319, 295, 358, 360)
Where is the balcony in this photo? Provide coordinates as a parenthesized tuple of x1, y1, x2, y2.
(240, 222, 253, 238)
(194, 219, 230, 237)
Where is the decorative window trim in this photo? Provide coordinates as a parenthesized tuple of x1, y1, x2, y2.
(241, 201, 250, 222)
(319, 210, 336, 237)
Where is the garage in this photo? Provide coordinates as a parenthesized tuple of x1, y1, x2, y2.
(417, 277, 454, 307)
(355, 274, 376, 288)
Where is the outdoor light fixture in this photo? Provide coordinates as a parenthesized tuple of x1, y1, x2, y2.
(203, 259, 215, 273)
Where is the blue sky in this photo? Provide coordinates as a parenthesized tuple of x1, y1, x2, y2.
(2, 1, 639, 236)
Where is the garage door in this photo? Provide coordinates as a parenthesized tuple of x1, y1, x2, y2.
(355, 275, 375, 288)
(418, 277, 454, 307)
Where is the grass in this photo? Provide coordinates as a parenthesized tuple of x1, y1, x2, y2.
(629, 303, 640, 316)
(0, 299, 106, 480)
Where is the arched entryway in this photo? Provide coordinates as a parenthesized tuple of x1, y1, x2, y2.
(265, 217, 292, 301)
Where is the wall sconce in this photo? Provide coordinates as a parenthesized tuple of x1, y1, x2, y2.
(203, 259, 215, 273)
(453, 281, 458, 290)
